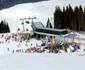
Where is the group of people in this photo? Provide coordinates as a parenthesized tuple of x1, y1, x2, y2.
(25, 41, 85, 53)
(0, 32, 30, 44)
(5, 33, 30, 43)
(0, 33, 85, 54)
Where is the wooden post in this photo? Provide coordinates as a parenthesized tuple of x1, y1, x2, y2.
(52, 36, 55, 45)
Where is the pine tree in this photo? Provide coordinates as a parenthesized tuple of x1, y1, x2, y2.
(54, 6, 62, 29)
(54, 5, 85, 31)
(0, 20, 10, 33)
(46, 18, 52, 28)
(6, 23, 10, 33)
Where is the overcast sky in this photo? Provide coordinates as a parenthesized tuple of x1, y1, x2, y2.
(0, 0, 85, 32)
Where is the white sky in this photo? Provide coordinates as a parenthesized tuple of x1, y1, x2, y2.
(0, 0, 85, 32)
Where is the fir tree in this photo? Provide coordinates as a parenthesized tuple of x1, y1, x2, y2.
(54, 5, 85, 31)
(0, 20, 10, 33)
(46, 18, 52, 28)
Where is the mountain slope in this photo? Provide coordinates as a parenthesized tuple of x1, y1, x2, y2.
(0, 0, 85, 32)
(0, 0, 48, 10)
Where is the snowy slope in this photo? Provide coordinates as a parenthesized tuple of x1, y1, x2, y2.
(0, 38, 42, 54)
(0, 0, 85, 32)
(0, 1, 85, 70)
(0, 32, 85, 70)
(0, 53, 85, 70)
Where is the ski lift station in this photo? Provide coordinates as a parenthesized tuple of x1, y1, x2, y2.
(31, 22, 68, 37)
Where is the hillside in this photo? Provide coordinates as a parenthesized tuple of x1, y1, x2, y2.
(0, 0, 48, 10)
(0, 0, 85, 32)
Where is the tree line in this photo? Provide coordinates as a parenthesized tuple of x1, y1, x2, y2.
(0, 20, 10, 33)
(54, 4, 85, 31)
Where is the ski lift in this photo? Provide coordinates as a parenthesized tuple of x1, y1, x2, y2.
(26, 21, 30, 24)
(26, 29, 29, 31)
(18, 28, 20, 31)
(21, 22, 24, 25)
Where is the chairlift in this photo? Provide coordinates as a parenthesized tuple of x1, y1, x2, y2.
(18, 28, 20, 31)
(26, 21, 30, 24)
(22, 22, 24, 25)
(26, 29, 29, 31)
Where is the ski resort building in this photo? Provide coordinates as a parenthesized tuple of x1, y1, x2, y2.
(31, 22, 68, 36)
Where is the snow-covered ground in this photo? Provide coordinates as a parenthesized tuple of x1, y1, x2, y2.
(0, 32, 85, 70)
(0, 53, 85, 70)
(0, 37, 42, 54)
(0, 31, 85, 54)
(0, 0, 85, 70)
